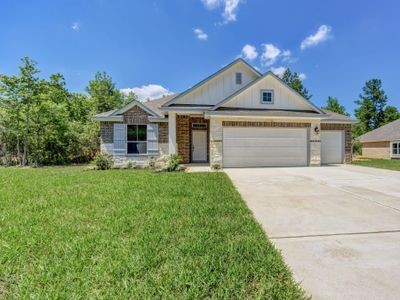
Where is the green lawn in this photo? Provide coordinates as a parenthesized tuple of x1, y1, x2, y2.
(0, 167, 304, 299)
(352, 158, 400, 171)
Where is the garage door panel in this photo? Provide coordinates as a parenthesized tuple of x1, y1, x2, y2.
(224, 138, 306, 148)
(321, 131, 343, 164)
(224, 157, 307, 168)
(223, 127, 308, 168)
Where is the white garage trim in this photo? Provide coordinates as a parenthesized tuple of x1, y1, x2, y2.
(222, 127, 309, 168)
(321, 130, 344, 164)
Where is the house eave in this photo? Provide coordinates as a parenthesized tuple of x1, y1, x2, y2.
(91, 116, 123, 122)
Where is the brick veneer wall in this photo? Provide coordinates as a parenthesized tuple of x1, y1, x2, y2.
(159, 122, 168, 144)
(100, 122, 114, 144)
(176, 115, 190, 163)
(123, 106, 149, 124)
(222, 121, 311, 128)
(362, 141, 390, 159)
(321, 123, 352, 163)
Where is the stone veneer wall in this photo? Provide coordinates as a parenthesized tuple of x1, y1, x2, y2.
(362, 141, 390, 159)
(321, 123, 352, 163)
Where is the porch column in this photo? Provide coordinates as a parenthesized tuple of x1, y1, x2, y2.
(309, 120, 321, 166)
(168, 112, 177, 154)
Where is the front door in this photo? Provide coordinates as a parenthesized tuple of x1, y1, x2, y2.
(192, 130, 207, 162)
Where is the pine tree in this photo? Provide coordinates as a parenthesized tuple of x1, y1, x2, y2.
(281, 68, 311, 100)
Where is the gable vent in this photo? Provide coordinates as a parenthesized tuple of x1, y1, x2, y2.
(235, 72, 242, 85)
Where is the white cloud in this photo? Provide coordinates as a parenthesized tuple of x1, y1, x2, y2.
(71, 22, 80, 31)
(241, 44, 258, 61)
(270, 66, 287, 77)
(300, 25, 332, 50)
(281, 50, 292, 62)
(261, 44, 281, 66)
(201, 0, 241, 24)
(193, 28, 208, 41)
(299, 73, 307, 80)
(120, 84, 172, 101)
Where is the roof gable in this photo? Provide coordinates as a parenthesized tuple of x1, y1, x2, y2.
(162, 58, 261, 107)
(211, 71, 324, 114)
(112, 100, 159, 117)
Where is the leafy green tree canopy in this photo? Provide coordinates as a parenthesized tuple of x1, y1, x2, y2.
(354, 79, 387, 132)
(86, 72, 125, 113)
(322, 96, 350, 116)
(281, 68, 311, 100)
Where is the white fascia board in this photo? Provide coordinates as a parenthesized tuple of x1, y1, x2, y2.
(320, 119, 358, 124)
(91, 116, 123, 122)
(204, 112, 321, 121)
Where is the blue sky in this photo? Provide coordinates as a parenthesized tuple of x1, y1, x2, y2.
(1, 0, 399, 114)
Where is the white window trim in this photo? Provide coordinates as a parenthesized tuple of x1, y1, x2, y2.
(235, 72, 242, 85)
(390, 140, 400, 158)
(260, 89, 274, 104)
(126, 124, 148, 156)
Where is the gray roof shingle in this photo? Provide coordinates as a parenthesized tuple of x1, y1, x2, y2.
(359, 118, 400, 142)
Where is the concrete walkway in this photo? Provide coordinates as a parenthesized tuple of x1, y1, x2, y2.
(225, 165, 400, 300)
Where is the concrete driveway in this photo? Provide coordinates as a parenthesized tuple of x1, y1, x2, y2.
(225, 165, 400, 300)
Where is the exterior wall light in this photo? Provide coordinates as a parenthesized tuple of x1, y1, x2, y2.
(314, 126, 320, 134)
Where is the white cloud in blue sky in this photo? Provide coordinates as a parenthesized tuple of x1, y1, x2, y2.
(121, 84, 172, 101)
(301, 25, 332, 50)
(241, 44, 258, 61)
(71, 22, 80, 31)
(193, 28, 208, 40)
(201, 0, 241, 24)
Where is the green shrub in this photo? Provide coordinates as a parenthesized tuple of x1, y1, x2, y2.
(126, 161, 135, 169)
(353, 141, 362, 156)
(94, 153, 113, 170)
(167, 154, 182, 172)
(211, 163, 221, 170)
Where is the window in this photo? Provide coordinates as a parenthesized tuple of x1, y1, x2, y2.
(261, 90, 274, 104)
(235, 72, 242, 85)
(392, 142, 400, 156)
(127, 125, 147, 154)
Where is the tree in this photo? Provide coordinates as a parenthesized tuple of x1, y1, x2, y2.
(0, 57, 100, 166)
(383, 105, 400, 125)
(86, 72, 124, 113)
(322, 96, 350, 116)
(354, 79, 387, 134)
(281, 68, 311, 100)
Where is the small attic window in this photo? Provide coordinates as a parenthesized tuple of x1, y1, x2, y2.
(261, 90, 274, 104)
(235, 72, 242, 85)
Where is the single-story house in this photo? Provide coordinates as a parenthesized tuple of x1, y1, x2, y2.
(92, 58, 357, 168)
(358, 118, 400, 159)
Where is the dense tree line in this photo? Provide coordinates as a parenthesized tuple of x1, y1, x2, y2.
(0, 57, 134, 166)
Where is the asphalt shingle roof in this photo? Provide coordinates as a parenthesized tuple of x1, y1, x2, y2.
(359, 118, 400, 142)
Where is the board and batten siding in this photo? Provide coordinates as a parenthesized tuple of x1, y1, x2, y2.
(175, 64, 258, 106)
(224, 75, 313, 111)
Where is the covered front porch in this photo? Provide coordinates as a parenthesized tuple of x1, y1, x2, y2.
(168, 113, 210, 164)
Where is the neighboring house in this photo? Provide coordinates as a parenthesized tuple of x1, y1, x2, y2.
(358, 118, 400, 159)
(92, 58, 357, 168)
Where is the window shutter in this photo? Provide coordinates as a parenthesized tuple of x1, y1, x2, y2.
(147, 124, 159, 155)
(113, 124, 127, 155)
